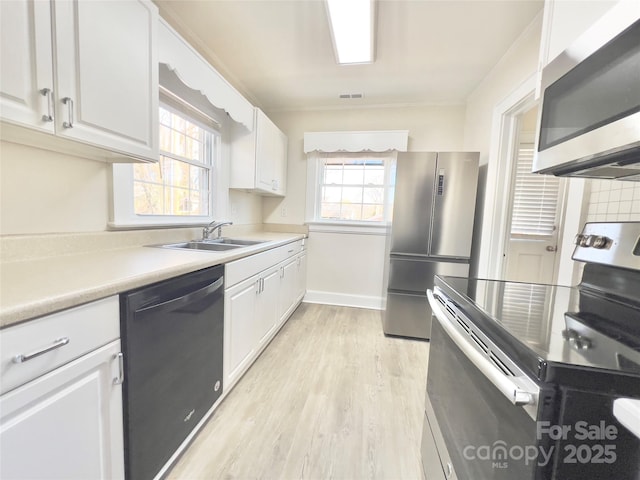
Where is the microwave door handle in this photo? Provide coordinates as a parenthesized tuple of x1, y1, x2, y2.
(427, 290, 535, 407)
(135, 276, 224, 317)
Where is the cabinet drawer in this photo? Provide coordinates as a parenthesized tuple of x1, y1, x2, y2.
(225, 240, 305, 288)
(0, 296, 119, 395)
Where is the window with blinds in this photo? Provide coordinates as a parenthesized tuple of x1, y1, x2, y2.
(510, 143, 561, 236)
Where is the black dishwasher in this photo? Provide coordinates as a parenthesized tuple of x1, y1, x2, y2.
(120, 265, 224, 480)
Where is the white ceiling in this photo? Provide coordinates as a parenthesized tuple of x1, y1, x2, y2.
(155, 0, 544, 111)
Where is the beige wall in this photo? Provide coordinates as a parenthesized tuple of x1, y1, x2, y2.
(0, 140, 263, 236)
(264, 104, 467, 226)
(463, 16, 542, 167)
(305, 231, 387, 309)
(462, 14, 543, 279)
(264, 104, 466, 307)
(0, 141, 110, 234)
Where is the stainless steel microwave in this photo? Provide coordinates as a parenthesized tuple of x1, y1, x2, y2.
(534, 2, 640, 181)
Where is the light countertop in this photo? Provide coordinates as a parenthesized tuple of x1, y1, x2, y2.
(0, 232, 305, 329)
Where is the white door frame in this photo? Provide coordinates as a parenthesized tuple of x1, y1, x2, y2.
(477, 73, 588, 285)
(477, 73, 539, 280)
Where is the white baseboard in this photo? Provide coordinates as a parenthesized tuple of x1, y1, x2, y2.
(303, 290, 383, 310)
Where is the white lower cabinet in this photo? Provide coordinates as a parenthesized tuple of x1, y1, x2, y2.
(278, 256, 298, 326)
(257, 267, 281, 347)
(224, 264, 282, 389)
(278, 251, 307, 326)
(0, 296, 123, 480)
(224, 241, 307, 391)
(224, 274, 259, 387)
(295, 252, 308, 304)
(0, 340, 124, 480)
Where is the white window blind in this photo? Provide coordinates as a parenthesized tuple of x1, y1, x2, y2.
(498, 283, 548, 347)
(510, 143, 560, 236)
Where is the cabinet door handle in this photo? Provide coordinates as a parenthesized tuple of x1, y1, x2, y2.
(40, 88, 54, 122)
(112, 352, 124, 385)
(12, 337, 70, 363)
(62, 97, 74, 128)
(256, 279, 261, 294)
(260, 277, 265, 293)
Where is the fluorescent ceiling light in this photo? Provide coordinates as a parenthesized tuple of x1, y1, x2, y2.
(326, 0, 375, 65)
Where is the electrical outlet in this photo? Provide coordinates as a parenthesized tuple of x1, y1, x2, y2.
(281, 207, 288, 217)
(231, 204, 238, 215)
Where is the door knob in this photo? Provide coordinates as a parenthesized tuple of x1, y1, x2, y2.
(546, 245, 557, 252)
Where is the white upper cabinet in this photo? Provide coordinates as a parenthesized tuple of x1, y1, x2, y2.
(0, 0, 54, 133)
(0, 0, 159, 163)
(255, 109, 287, 195)
(538, 0, 620, 69)
(53, 0, 158, 161)
(231, 108, 287, 196)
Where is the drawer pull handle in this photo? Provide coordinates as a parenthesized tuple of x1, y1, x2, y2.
(12, 337, 70, 363)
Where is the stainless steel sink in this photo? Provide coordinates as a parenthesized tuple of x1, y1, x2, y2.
(158, 242, 243, 252)
(205, 238, 266, 246)
(152, 238, 268, 252)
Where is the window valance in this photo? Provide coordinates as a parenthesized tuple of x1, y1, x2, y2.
(303, 130, 409, 153)
(158, 19, 255, 131)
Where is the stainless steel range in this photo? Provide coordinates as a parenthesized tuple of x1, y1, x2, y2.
(422, 222, 640, 480)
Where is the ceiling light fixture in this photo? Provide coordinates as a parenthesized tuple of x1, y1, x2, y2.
(325, 0, 375, 65)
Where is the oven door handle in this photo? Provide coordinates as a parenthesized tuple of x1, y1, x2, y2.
(427, 289, 535, 407)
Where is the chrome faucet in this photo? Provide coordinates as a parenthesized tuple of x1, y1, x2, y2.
(202, 220, 233, 240)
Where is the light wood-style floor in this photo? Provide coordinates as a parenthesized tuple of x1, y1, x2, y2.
(168, 303, 430, 480)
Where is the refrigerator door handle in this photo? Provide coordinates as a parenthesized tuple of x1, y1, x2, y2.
(436, 169, 445, 196)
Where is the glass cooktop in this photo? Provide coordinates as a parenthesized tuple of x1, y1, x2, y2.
(434, 276, 640, 380)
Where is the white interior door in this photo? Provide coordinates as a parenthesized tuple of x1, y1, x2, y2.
(504, 107, 565, 284)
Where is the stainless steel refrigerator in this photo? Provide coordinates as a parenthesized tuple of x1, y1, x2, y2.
(382, 152, 479, 339)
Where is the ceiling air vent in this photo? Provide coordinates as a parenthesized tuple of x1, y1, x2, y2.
(339, 93, 364, 99)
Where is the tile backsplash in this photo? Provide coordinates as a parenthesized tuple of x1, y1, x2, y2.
(585, 180, 640, 223)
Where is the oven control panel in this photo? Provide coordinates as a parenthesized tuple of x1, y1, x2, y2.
(572, 222, 640, 270)
(574, 233, 612, 249)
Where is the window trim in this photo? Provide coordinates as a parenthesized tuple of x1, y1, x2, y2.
(305, 150, 396, 234)
(109, 99, 226, 229)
